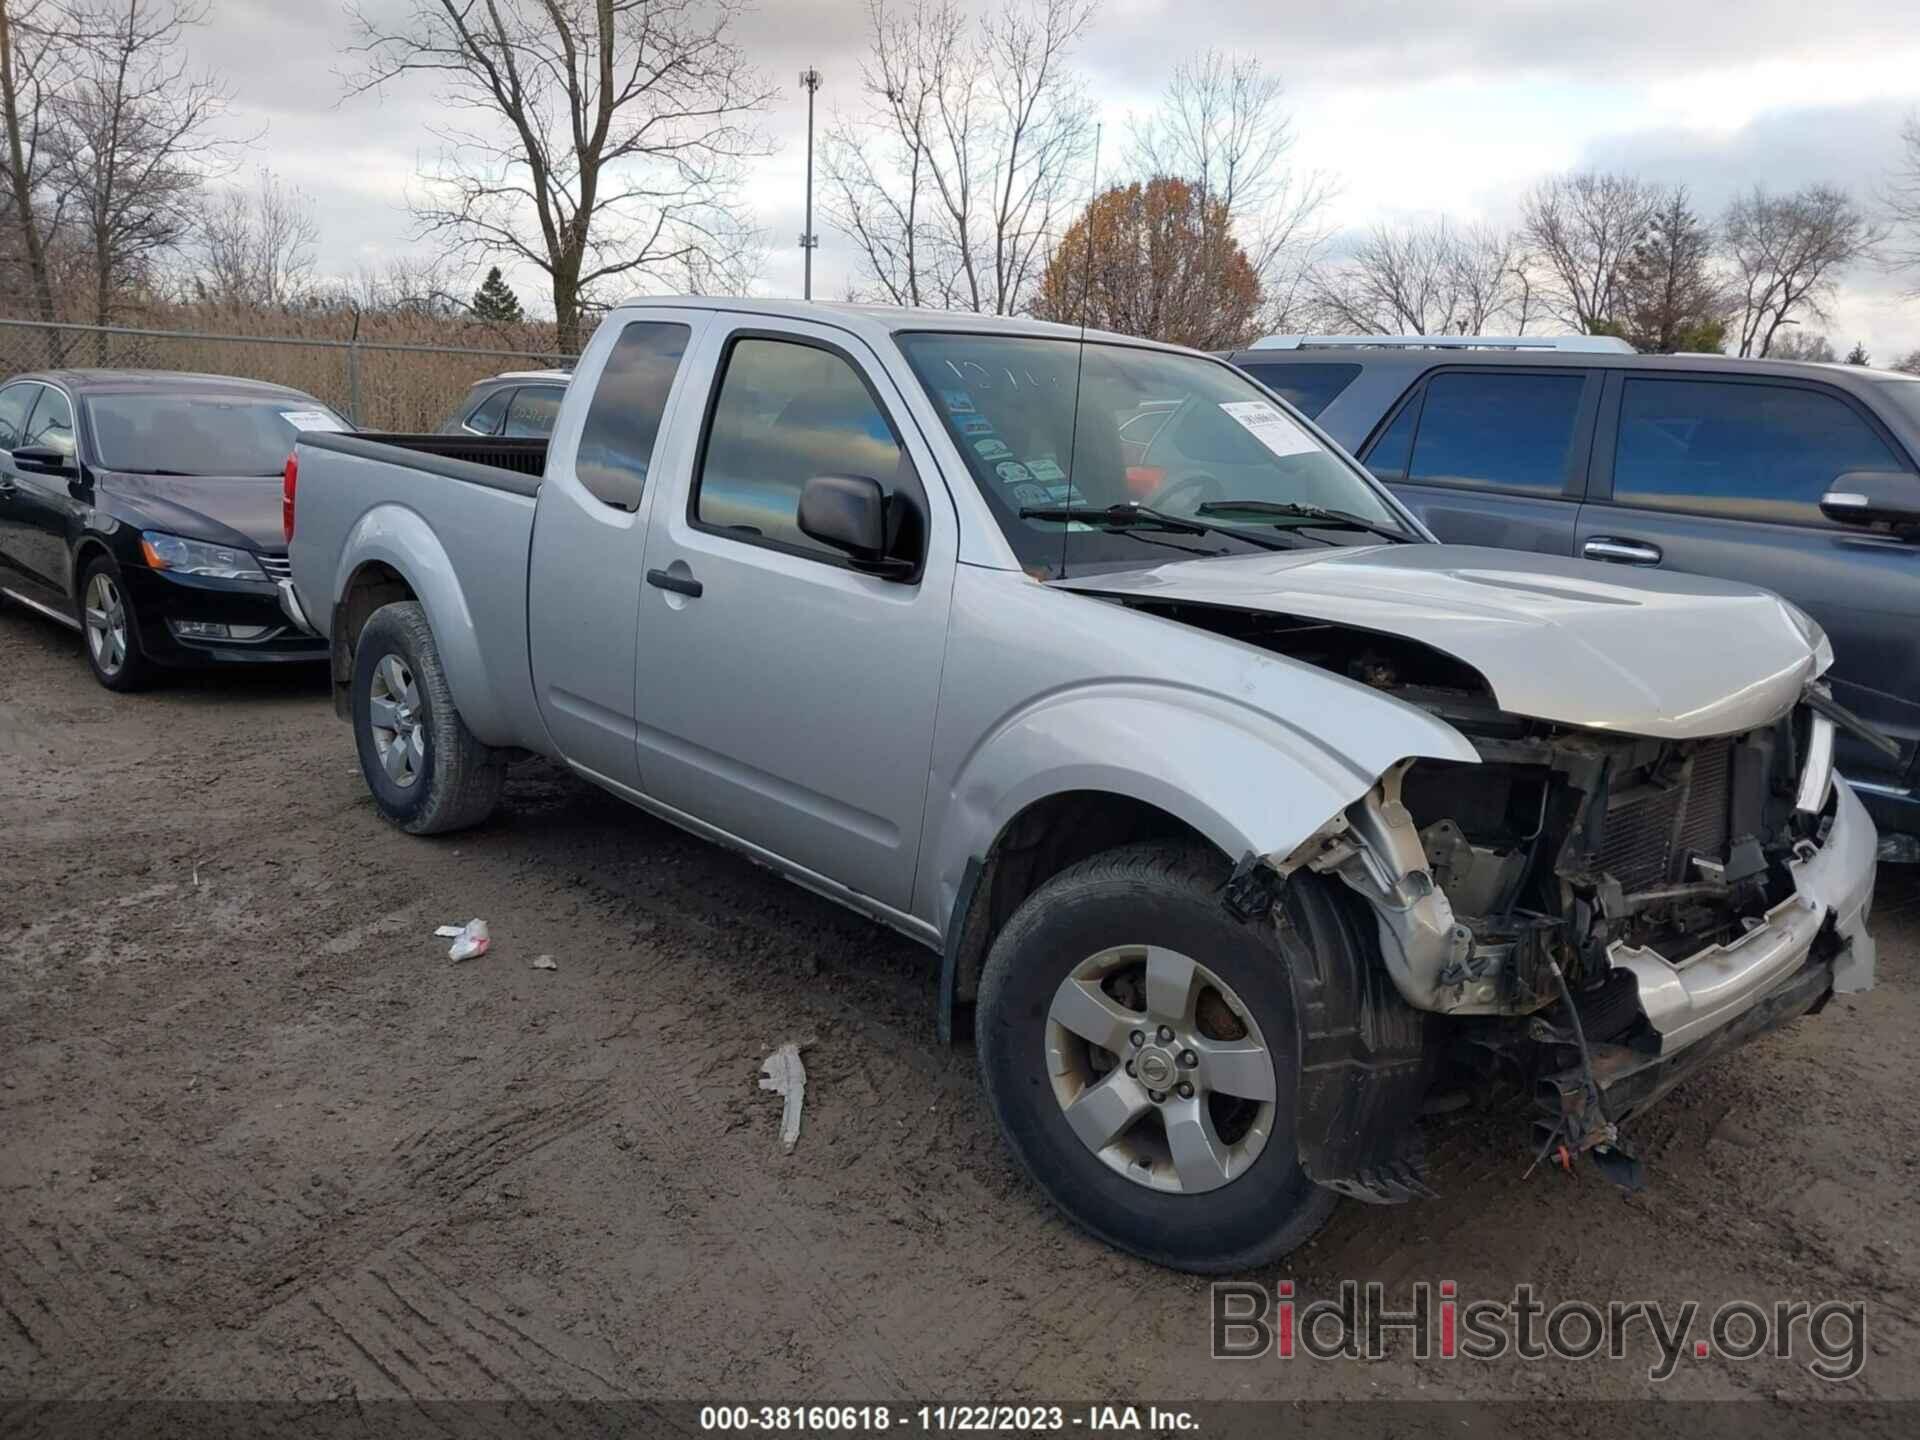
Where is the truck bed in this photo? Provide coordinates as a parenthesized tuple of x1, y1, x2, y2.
(301, 431, 547, 490)
(287, 428, 546, 749)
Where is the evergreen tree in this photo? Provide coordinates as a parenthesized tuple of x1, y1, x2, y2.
(471, 266, 524, 323)
(1845, 341, 1871, 365)
(1615, 187, 1727, 352)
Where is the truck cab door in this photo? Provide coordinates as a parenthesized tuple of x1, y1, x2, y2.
(630, 319, 956, 915)
(528, 311, 708, 789)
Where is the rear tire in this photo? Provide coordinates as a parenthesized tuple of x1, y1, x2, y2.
(977, 840, 1341, 1273)
(351, 601, 504, 834)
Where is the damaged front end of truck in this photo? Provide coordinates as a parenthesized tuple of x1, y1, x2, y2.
(1275, 675, 1877, 1197)
(1067, 566, 1883, 1204)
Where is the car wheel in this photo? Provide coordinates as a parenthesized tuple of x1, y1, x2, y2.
(79, 554, 155, 692)
(977, 840, 1341, 1273)
(351, 600, 504, 835)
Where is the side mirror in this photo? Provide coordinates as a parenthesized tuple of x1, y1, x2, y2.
(1821, 471, 1920, 532)
(798, 473, 914, 577)
(11, 444, 74, 476)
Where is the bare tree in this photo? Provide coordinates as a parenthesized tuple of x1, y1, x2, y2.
(346, 0, 773, 351)
(58, 0, 233, 342)
(1765, 330, 1837, 363)
(195, 168, 319, 309)
(1723, 184, 1883, 357)
(1130, 48, 1333, 330)
(0, 0, 76, 334)
(821, 0, 1095, 313)
(1310, 218, 1523, 335)
(339, 253, 470, 318)
(1520, 171, 1662, 332)
(1884, 110, 1920, 292)
(674, 216, 765, 296)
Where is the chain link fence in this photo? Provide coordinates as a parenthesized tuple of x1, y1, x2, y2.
(0, 318, 577, 432)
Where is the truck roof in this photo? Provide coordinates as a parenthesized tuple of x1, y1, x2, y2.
(608, 296, 1192, 354)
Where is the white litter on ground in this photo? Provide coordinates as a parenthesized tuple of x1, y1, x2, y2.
(758, 1042, 808, 1154)
(434, 924, 465, 938)
(447, 919, 490, 961)
(531, 954, 557, 971)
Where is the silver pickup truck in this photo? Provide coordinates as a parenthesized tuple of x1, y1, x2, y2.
(285, 299, 1879, 1273)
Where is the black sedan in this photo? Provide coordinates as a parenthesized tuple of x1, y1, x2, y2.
(0, 369, 346, 691)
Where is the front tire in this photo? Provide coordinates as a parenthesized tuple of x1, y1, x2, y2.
(977, 841, 1341, 1273)
(351, 601, 504, 834)
(79, 554, 155, 692)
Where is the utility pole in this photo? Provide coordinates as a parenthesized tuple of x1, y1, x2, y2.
(799, 68, 822, 300)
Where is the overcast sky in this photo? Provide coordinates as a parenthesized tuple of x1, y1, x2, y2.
(193, 0, 1920, 358)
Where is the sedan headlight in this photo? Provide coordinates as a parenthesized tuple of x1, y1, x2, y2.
(139, 530, 266, 581)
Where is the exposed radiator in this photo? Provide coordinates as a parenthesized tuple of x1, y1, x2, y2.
(1595, 739, 1734, 892)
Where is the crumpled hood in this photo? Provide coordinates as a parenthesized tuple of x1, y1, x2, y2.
(1052, 544, 1832, 739)
(97, 472, 284, 552)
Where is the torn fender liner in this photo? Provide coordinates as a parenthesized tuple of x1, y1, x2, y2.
(937, 856, 987, 1045)
(1279, 879, 1436, 1204)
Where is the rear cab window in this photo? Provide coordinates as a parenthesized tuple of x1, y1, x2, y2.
(574, 323, 691, 510)
(1236, 362, 1361, 418)
(1606, 376, 1915, 525)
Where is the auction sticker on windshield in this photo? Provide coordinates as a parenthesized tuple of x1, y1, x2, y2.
(281, 410, 348, 432)
(1218, 400, 1318, 458)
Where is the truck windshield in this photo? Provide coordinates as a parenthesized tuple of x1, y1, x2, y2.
(896, 332, 1416, 577)
(86, 394, 348, 476)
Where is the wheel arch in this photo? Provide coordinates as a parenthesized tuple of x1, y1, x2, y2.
(330, 558, 416, 719)
(70, 534, 115, 598)
(937, 787, 1226, 1044)
(327, 505, 515, 742)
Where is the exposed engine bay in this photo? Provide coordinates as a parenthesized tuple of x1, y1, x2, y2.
(1150, 604, 1838, 1028)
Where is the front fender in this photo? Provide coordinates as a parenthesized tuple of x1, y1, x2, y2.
(332, 503, 517, 745)
(922, 680, 1478, 937)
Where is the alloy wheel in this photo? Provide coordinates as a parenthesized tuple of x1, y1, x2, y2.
(83, 572, 129, 676)
(1045, 944, 1277, 1194)
(367, 653, 426, 788)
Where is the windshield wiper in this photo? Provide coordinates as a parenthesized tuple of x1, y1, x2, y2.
(1018, 502, 1290, 552)
(1195, 499, 1416, 544)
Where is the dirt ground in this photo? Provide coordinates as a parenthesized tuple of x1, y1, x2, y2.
(3, 600, 1918, 1431)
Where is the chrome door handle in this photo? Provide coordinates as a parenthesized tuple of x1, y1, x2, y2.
(646, 567, 703, 598)
(1583, 537, 1662, 565)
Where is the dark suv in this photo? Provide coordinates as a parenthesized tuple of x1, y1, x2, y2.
(1223, 336, 1920, 855)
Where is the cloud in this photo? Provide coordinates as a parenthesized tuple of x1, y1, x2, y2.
(158, 0, 1920, 357)
(1083, 0, 1919, 91)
